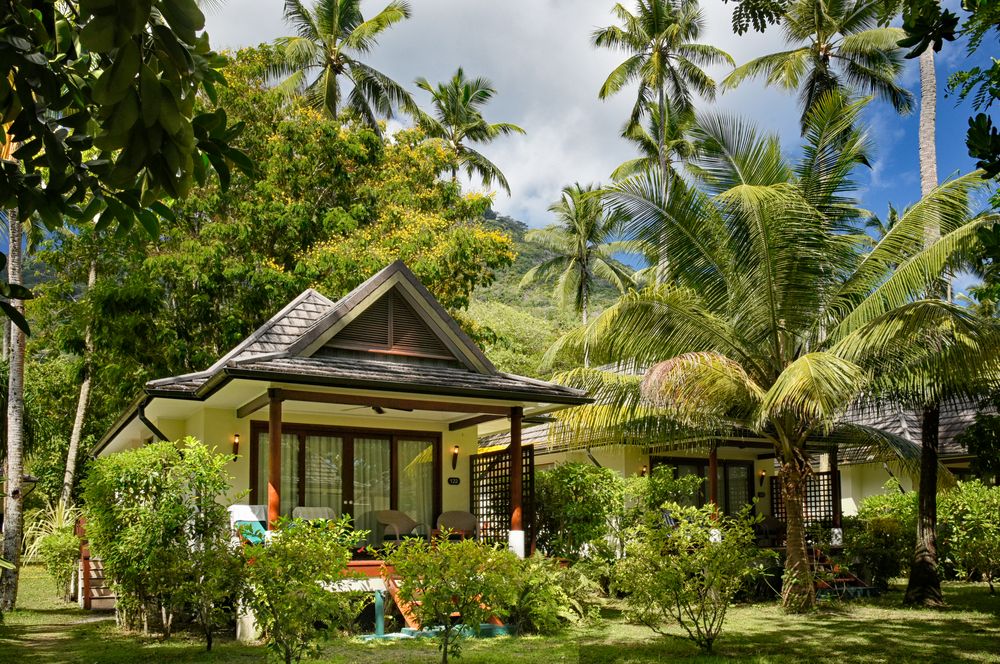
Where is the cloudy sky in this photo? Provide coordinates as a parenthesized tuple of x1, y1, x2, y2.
(204, 0, 988, 232)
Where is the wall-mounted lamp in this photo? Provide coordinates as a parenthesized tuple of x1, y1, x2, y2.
(640, 465, 647, 477)
(758, 469, 767, 488)
(232, 433, 241, 460)
(451, 445, 460, 470)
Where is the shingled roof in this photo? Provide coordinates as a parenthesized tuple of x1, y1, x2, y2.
(140, 261, 588, 405)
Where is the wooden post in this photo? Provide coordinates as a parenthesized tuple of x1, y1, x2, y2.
(267, 389, 282, 530)
(708, 444, 719, 507)
(509, 406, 524, 557)
(830, 446, 842, 529)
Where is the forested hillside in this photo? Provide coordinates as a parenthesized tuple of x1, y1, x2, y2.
(469, 210, 624, 378)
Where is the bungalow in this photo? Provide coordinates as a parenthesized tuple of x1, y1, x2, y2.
(95, 261, 591, 561)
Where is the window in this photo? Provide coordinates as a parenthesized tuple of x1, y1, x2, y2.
(650, 456, 755, 516)
(250, 423, 441, 543)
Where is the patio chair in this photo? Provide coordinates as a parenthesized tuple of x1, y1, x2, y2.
(292, 506, 337, 522)
(435, 510, 478, 539)
(374, 510, 424, 543)
(228, 504, 267, 545)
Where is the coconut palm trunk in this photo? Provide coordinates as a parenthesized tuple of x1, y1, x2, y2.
(904, 49, 945, 606)
(780, 449, 815, 611)
(1, 209, 25, 611)
(60, 261, 97, 505)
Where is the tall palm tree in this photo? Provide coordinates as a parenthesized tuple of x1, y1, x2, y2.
(272, 0, 416, 134)
(904, 44, 944, 607)
(520, 184, 635, 365)
(722, 0, 914, 129)
(544, 93, 998, 612)
(612, 99, 698, 181)
(414, 69, 524, 195)
(594, 0, 733, 179)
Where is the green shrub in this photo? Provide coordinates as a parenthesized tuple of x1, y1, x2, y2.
(940, 480, 1000, 592)
(615, 504, 774, 654)
(82, 438, 239, 642)
(38, 527, 80, 600)
(243, 517, 367, 664)
(504, 554, 601, 635)
(534, 463, 623, 559)
(387, 534, 521, 664)
(843, 482, 916, 589)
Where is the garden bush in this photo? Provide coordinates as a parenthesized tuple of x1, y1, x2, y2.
(534, 462, 623, 559)
(940, 480, 1000, 593)
(387, 534, 521, 663)
(83, 438, 241, 643)
(615, 503, 773, 654)
(504, 554, 601, 635)
(243, 516, 367, 664)
(37, 527, 80, 600)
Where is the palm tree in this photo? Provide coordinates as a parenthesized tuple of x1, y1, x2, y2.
(593, 0, 733, 178)
(905, 44, 944, 607)
(612, 99, 698, 181)
(722, 0, 914, 129)
(414, 69, 524, 195)
(520, 184, 635, 365)
(272, 0, 416, 134)
(544, 93, 998, 612)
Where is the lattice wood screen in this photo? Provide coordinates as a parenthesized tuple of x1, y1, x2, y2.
(470, 446, 534, 548)
(770, 471, 835, 526)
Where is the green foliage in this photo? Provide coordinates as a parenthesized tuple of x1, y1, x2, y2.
(0, 0, 247, 327)
(272, 0, 416, 130)
(37, 528, 79, 600)
(23, 501, 81, 563)
(534, 463, 623, 559)
(82, 438, 238, 641)
(465, 300, 568, 377)
(504, 554, 601, 635)
(615, 503, 774, 653)
(243, 517, 367, 664)
(843, 482, 916, 590)
(955, 396, 1000, 482)
(386, 535, 521, 663)
(415, 68, 525, 194)
(940, 480, 1000, 593)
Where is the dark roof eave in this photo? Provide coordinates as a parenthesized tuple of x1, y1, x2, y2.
(216, 366, 592, 406)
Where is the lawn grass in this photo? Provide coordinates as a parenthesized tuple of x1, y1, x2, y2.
(2, 564, 999, 663)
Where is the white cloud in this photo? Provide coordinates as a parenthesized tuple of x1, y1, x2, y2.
(203, 1, 876, 226)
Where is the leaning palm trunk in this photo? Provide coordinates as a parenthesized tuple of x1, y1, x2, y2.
(780, 451, 816, 611)
(905, 48, 944, 607)
(0, 209, 25, 611)
(60, 261, 97, 504)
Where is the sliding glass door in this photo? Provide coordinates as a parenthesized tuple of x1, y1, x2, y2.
(251, 424, 439, 539)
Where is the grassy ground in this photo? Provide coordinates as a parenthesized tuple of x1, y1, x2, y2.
(2, 565, 998, 663)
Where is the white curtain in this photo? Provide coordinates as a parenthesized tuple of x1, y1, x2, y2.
(353, 437, 391, 545)
(304, 435, 344, 516)
(398, 439, 434, 531)
(257, 432, 300, 517)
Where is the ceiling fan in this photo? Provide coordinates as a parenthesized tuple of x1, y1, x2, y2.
(343, 404, 414, 415)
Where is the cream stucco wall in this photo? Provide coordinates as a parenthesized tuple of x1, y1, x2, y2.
(149, 407, 475, 513)
(839, 463, 914, 516)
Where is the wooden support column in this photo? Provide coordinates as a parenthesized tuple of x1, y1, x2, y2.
(708, 444, 719, 507)
(267, 389, 282, 530)
(509, 406, 524, 557)
(831, 446, 842, 529)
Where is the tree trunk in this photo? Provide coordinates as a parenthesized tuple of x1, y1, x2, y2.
(582, 286, 590, 368)
(655, 84, 671, 285)
(60, 261, 97, 504)
(905, 48, 945, 607)
(0, 209, 25, 611)
(905, 402, 944, 606)
(780, 452, 815, 612)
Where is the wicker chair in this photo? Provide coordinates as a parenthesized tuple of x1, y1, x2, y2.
(374, 510, 423, 543)
(436, 511, 478, 539)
